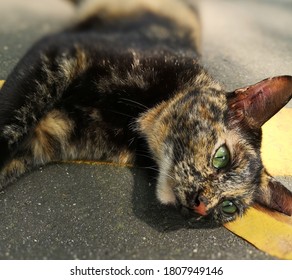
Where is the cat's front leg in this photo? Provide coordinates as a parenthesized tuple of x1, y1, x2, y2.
(0, 158, 33, 189)
(0, 33, 93, 170)
(0, 106, 78, 190)
(0, 31, 103, 190)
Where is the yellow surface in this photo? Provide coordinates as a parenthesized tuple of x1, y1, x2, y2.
(70, 160, 132, 168)
(262, 108, 292, 176)
(225, 206, 292, 259)
(0, 80, 4, 88)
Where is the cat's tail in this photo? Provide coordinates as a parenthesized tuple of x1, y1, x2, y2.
(65, 0, 82, 5)
(68, 0, 201, 54)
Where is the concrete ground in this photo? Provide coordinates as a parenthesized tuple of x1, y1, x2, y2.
(0, 0, 291, 260)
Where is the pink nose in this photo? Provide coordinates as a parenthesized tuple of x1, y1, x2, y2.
(193, 202, 207, 216)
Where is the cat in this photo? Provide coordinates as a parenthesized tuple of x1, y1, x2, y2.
(0, 0, 292, 224)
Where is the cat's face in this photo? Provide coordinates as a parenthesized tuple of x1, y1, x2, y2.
(159, 120, 263, 224)
(138, 75, 292, 224)
(140, 86, 262, 223)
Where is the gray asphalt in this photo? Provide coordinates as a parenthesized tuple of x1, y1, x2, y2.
(0, 0, 291, 260)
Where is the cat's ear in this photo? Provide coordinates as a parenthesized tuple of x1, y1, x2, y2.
(255, 171, 292, 216)
(227, 75, 292, 129)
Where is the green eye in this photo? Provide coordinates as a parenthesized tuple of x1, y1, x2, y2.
(212, 145, 230, 169)
(221, 200, 237, 215)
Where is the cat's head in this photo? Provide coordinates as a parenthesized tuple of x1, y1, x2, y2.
(138, 74, 292, 224)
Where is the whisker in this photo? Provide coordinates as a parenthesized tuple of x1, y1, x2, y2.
(128, 137, 136, 147)
(108, 110, 135, 119)
(135, 152, 155, 160)
(119, 98, 149, 110)
(145, 166, 176, 182)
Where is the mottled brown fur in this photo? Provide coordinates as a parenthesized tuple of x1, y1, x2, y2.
(31, 110, 74, 163)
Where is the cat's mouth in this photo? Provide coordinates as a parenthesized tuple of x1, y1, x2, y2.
(180, 205, 210, 221)
(180, 202, 208, 217)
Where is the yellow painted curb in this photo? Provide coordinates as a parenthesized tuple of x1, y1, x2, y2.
(69, 160, 133, 168)
(225, 206, 292, 259)
(262, 108, 292, 176)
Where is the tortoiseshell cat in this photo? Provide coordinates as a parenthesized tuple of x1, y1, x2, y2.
(0, 0, 292, 224)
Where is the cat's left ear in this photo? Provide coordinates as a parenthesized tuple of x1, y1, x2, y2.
(227, 75, 292, 129)
(255, 171, 292, 216)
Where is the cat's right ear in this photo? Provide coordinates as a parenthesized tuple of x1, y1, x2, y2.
(227, 75, 292, 129)
(255, 170, 292, 216)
